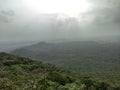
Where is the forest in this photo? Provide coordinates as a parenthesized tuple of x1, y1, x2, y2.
(12, 41, 120, 84)
(0, 52, 119, 90)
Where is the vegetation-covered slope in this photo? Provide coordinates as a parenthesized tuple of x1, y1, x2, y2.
(12, 41, 120, 83)
(0, 52, 119, 90)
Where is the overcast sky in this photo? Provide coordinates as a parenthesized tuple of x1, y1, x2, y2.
(0, 0, 120, 41)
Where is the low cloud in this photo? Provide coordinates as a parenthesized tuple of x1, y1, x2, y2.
(0, 10, 15, 23)
(0, 0, 120, 41)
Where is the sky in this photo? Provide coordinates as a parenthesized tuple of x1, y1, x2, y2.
(0, 0, 120, 41)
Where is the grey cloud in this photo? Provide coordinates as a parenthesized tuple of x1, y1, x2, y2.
(81, 5, 120, 27)
(0, 0, 120, 41)
(1, 10, 15, 16)
(85, 0, 120, 25)
(88, 0, 120, 9)
(0, 10, 15, 23)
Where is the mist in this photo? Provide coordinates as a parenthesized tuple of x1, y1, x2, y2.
(0, 0, 120, 42)
(0, 1, 120, 88)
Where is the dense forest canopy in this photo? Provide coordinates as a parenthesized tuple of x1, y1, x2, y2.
(0, 52, 120, 90)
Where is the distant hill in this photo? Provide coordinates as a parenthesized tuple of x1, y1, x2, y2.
(0, 41, 38, 52)
(11, 41, 120, 83)
(1, 52, 119, 89)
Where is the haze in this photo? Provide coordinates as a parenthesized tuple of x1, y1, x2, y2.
(0, 0, 120, 42)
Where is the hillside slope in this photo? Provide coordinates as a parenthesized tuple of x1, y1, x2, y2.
(0, 52, 119, 90)
(12, 41, 120, 82)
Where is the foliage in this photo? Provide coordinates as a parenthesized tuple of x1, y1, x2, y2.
(12, 41, 120, 84)
(0, 52, 119, 90)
